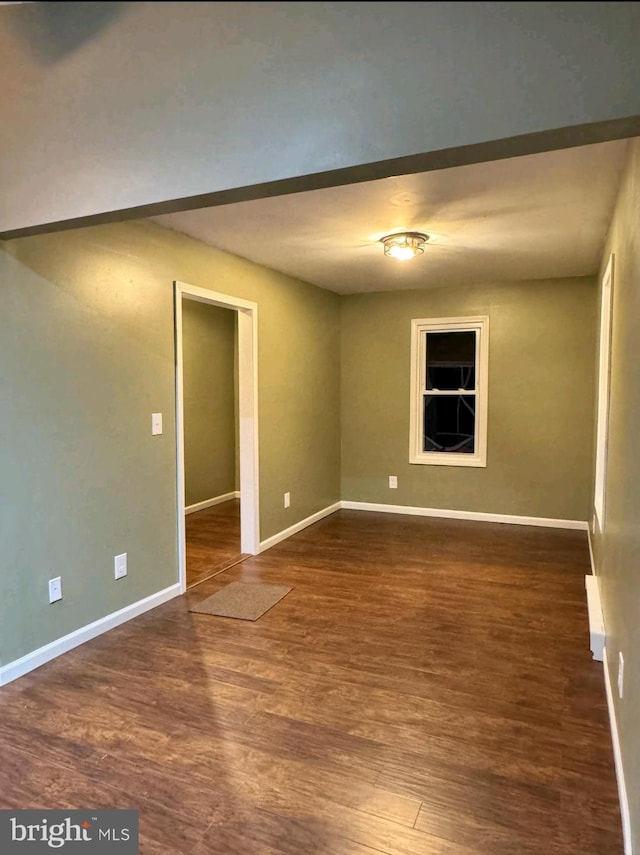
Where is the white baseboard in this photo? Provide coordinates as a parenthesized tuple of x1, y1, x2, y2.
(603, 647, 633, 855)
(260, 502, 341, 552)
(0, 583, 181, 687)
(340, 501, 588, 530)
(585, 575, 605, 662)
(185, 491, 240, 514)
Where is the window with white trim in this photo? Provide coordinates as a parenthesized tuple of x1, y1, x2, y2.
(410, 316, 489, 467)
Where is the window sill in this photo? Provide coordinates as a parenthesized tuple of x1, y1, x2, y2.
(409, 453, 487, 468)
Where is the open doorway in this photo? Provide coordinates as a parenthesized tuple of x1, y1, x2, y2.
(174, 281, 259, 593)
(182, 298, 241, 585)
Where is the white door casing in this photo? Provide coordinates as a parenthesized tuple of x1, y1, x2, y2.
(594, 255, 614, 534)
(174, 281, 259, 593)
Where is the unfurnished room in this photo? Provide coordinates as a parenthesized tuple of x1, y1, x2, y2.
(1, 3, 639, 854)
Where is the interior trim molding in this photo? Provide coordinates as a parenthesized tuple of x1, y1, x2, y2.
(587, 524, 597, 575)
(340, 501, 588, 530)
(185, 491, 240, 515)
(603, 647, 633, 855)
(0, 584, 181, 687)
(259, 502, 341, 553)
(259, 500, 588, 554)
(175, 281, 260, 594)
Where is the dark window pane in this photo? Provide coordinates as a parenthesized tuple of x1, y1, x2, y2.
(424, 395, 475, 453)
(426, 331, 476, 390)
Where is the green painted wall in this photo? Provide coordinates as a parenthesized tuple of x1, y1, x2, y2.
(593, 138, 640, 851)
(182, 300, 237, 506)
(341, 278, 597, 520)
(0, 219, 341, 665)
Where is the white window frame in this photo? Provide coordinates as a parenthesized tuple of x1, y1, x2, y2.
(410, 315, 489, 467)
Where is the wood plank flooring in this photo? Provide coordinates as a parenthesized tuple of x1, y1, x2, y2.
(186, 498, 245, 587)
(0, 511, 622, 854)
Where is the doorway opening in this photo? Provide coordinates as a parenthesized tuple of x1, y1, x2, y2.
(174, 281, 259, 593)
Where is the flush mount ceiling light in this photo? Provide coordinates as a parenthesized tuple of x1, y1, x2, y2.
(380, 231, 429, 260)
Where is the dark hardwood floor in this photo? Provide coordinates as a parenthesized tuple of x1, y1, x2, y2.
(186, 498, 246, 587)
(0, 511, 622, 854)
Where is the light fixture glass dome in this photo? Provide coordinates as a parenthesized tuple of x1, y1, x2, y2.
(380, 231, 429, 260)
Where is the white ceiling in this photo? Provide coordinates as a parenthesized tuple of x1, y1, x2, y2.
(155, 140, 628, 294)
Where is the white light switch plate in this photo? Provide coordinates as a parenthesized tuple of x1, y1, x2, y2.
(114, 553, 128, 580)
(48, 576, 62, 603)
(151, 413, 163, 435)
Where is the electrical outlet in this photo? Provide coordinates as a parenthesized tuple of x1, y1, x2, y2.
(114, 553, 128, 580)
(618, 651, 625, 699)
(48, 576, 62, 604)
(389, 475, 398, 489)
(284, 492, 291, 509)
